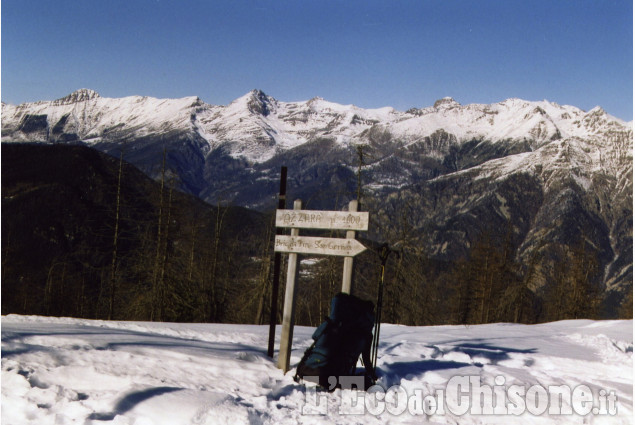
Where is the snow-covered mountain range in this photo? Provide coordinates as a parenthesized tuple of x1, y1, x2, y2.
(2, 89, 631, 208)
(2, 89, 633, 309)
(2, 88, 630, 163)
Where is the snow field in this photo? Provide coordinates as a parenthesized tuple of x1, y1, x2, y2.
(1, 315, 632, 424)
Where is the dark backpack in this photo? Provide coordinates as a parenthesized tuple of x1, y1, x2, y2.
(294, 292, 375, 390)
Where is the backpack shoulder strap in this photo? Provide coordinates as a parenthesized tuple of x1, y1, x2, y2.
(311, 316, 334, 341)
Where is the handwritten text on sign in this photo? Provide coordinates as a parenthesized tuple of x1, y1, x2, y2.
(275, 210, 369, 231)
(274, 235, 367, 257)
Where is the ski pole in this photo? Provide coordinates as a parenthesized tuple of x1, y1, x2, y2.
(372, 244, 391, 373)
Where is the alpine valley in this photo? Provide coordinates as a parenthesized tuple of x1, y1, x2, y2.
(2, 89, 632, 320)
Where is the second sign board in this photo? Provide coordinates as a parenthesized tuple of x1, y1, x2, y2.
(274, 235, 367, 257)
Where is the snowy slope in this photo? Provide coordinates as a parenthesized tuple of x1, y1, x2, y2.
(192, 91, 400, 161)
(2, 315, 632, 424)
(391, 98, 628, 146)
(1, 89, 203, 143)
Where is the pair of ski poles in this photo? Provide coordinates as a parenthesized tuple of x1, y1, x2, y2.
(371, 244, 396, 376)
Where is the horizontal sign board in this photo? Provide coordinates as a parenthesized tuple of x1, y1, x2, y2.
(276, 209, 369, 231)
(274, 235, 367, 257)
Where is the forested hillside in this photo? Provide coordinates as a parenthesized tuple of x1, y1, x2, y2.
(1, 144, 269, 323)
(3, 143, 631, 324)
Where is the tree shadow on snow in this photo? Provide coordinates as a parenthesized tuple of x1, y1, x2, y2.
(87, 386, 183, 421)
(379, 360, 473, 387)
(448, 343, 537, 365)
(378, 343, 537, 388)
(2, 327, 268, 360)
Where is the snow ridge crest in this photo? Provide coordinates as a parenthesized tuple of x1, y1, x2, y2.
(53, 89, 101, 105)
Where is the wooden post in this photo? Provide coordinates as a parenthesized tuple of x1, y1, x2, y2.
(341, 200, 358, 294)
(277, 199, 302, 372)
(267, 166, 287, 358)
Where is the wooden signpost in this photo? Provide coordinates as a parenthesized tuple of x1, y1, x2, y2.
(275, 199, 369, 372)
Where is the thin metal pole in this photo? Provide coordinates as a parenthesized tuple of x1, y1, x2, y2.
(267, 166, 287, 358)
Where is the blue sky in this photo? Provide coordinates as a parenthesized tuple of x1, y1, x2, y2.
(2, 0, 633, 120)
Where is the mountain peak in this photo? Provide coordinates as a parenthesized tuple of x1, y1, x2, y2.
(587, 105, 606, 116)
(246, 89, 275, 116)
(433, 97, 460, 109)
(54, 89, 100, 105)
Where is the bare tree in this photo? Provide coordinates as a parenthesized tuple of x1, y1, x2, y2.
(108, 145, 125, 320)
(150, 148, 167, 321)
